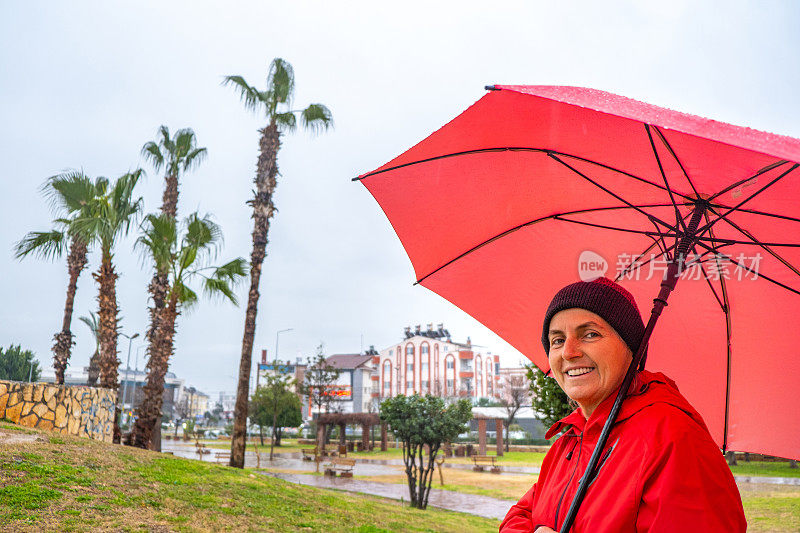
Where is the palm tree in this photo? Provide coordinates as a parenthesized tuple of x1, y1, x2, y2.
(141, 126, 207, 219)
(14, 172, 97, 384)
(223, 58, 332, 467)
(79, 312, 101, 386)
(140, 127, 207, 444)
(72, 171, 143, 442)
(132, 212, 246, 449)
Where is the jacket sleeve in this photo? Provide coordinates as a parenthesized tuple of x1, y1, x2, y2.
(635, 410, 747, 532)
(499, 484, 536, 532)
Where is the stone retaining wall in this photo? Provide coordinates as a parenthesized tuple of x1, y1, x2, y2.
(0, 380, 116, 443)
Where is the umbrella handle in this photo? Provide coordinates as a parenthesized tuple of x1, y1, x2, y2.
(558, 204, 706, 532)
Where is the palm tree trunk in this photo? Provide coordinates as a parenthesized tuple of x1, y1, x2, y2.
(135, 169, 179, 446)
(133, 292, 179, 449)
(95, 253, 121, 443)
(231, 124, 280, 468)
(52, 239, 88, 384)
(161, 172, 179, 218)
(87, 350, 100, 386)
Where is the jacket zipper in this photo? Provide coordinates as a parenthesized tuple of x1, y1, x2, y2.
(554, 432, 582, 529)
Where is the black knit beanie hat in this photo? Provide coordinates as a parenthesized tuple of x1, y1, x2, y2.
(541, 277, 645, 355)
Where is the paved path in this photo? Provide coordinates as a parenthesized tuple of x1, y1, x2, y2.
(262, 472, 511, 521)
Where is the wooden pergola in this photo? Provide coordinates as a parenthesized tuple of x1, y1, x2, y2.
(474, 416, 504, 456)
(316, 412, 388, 452)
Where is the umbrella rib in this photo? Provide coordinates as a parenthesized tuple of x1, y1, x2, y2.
(414, 203, 677, 285)
(547, 153, 682, 233)
(716, 206, 800, 225)
(702, 213, 734, 454)
(698, 163, 800, 236)
(645, 124, 687, 234)
(706, 207, 800, 279)
(551, 216, 675, 238)
(355, 147, 693, 200)
(651, 125, 701, 198)
(693, 240, 800, 296)
(708, 160, 791, 202)
(613, 240, 678, 282)
(695, 212, 727, 311)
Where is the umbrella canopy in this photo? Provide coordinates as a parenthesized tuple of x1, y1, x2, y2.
(357, 85, 800, 461)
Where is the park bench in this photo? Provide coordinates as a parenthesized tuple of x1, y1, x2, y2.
(472, 455, 501, 473)
(214, 451, 231, 463)
(195, 442, 211, 456)
(322, 445, 341, 457)
(323, 457, 356, 477)
(301, 448, 318, 461)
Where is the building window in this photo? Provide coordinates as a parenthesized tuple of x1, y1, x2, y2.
(460, 359, 473, 372)
(382, 360, 392, 397)
(446, 359, 454, 370)
(476, 355, 482, 397)
(421, 344, 429, 355)
(405, 343, 415, 393)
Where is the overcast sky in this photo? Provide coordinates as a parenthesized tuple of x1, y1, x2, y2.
(2, 1, 799, 397)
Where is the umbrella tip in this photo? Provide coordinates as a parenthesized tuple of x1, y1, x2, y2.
(485, 85, 499, 91)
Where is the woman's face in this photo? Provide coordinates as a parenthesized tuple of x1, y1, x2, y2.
(547, 308, 632, 418)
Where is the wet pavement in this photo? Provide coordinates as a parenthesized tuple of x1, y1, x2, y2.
(162, 441, 800, 487)
(733, 475, 800, 486)
(161, 441, 539, 475)
(262, 471, 511, 521)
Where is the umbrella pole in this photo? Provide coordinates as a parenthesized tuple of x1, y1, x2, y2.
(559, 203, 706, 532)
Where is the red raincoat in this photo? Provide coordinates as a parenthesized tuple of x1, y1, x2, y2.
(500, 371, 746, 532)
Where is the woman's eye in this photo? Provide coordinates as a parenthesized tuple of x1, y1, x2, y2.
(585, 331, 600, 339)
(551, 338, 564, 346)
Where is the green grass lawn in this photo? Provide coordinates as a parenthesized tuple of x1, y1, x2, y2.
(730, 461, 800, 478)
(0, 427, 498, 532)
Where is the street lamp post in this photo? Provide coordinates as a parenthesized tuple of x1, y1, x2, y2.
(119, 332, 140, 421)
(131, 344, 146, 419)
(274, 328, 293, 363)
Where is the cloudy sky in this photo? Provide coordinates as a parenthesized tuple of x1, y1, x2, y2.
(2, 1, 798, 396)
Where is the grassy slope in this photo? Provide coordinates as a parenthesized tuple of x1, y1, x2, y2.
(0, 425, 497, 532)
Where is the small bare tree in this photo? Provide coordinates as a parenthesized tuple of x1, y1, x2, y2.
(501, 375, 530, 451)
(300, 344, 342, 417)
(173, 394, 192, 437)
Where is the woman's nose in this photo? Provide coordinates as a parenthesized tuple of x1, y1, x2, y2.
(562, 336, 581, 359)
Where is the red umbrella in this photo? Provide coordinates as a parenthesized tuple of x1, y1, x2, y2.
(356, 85, 800, 527)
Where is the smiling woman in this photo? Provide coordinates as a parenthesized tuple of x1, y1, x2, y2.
(500, 277, 747, 532)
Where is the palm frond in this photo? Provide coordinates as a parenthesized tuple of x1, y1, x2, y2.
(275, 112, 297, 133)
(141, 141, 165, 171)
(182, 147, 207, 172)
(214, 257, 248, 282)
(268, 58, 295, 107)
(160, 125, 174, 153)
(176, 282, 198, 309)
(184, 213, 221, 254)
(178, 246, 198, 271)
(202, 257, 247, 306)
(136, 213, 176, 270)
(301, 104, 334, 135)
(78, 311, 99, 338)
(13, 230, 66, 260)
(223, 75, 267, 114)
(44, 171, 97, 215)
(203, 276, 238, 306)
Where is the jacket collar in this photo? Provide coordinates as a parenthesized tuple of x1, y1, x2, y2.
(544, 370, 680, 439)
